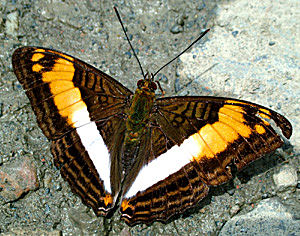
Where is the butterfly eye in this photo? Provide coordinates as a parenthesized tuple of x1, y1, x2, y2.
(150, 82, 157, 91)
(137, 80, 144, 88)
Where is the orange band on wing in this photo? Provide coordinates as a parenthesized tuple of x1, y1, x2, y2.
(31, 52, 90, 128)
(189, 103, 254, 161)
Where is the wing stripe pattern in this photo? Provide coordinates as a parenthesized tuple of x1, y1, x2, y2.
(12, 47, 132, 216)
(19, 48, 113, 193)
(120, 97, 292, 225)
(124, 134, 198, 198)
(76, 122, 111, 192)
(51, 130, 113, 215)
(121, 162, 209, 225)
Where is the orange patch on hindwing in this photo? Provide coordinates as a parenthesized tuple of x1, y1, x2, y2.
(103, 195, 113, 206)
(121, 199, 132, 212)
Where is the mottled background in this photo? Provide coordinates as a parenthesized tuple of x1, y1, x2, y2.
(0, 0, 299, 235)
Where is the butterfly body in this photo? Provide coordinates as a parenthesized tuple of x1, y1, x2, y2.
(126, 76, 156, 141)
(12, 46, 292, 225)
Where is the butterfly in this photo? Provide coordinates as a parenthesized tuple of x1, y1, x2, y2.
(12, 10, 292, 226)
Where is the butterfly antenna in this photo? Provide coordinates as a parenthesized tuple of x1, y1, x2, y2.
(152, 29, 210, 78)
(114, 7, 145, 78)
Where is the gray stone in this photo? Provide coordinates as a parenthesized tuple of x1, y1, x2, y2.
(220, 198, 300, 236)
(170, 24, 183, 34)
(0, 156, 39, 203)
(5, 11, 19, 36)
(273, 165, 298, 192)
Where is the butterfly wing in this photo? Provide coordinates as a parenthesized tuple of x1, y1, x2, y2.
(12, 47, 133, 215)
(120, 96, 292, 225)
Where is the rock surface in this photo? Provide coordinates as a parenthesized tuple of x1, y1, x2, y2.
(219, 198, 300, 236)
(0, 156, 39, 203)
(273, 165, 298, 192)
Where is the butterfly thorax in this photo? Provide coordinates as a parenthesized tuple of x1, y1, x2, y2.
(125, 78, 157, 142)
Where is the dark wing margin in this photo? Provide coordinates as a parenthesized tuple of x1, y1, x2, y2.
(120, 96, 292, 225)
(12, 46, 132, 216)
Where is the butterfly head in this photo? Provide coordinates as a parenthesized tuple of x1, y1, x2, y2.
(137, 72, 157, 92)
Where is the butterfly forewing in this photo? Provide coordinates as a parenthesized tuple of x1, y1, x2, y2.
(12, 47, 132, 137)
(12, 47, 132, 215)
(120, 96, 292, 225)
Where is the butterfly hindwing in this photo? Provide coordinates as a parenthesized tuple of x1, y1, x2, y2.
(120, 96, 292, 225)
(12, 47, 133, 215)
(51, 116, 126, 215)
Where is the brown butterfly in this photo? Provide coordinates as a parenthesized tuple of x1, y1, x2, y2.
(12, 8, 292, 225)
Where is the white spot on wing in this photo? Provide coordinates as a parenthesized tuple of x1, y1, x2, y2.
(124, 135, 200, 198)
(72, 107, 112, 193)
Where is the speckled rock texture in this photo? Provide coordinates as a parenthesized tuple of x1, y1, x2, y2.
(0, 0, 298, 235)
(219, 198, 300, 236)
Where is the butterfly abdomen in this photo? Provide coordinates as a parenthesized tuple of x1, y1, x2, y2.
(126, 87, 155, 138)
